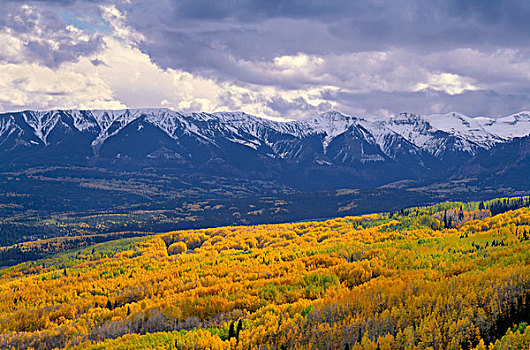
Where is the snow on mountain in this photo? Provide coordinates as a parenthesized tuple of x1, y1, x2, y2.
(297, 111, 359, 148)
(480, 112, 530, 140)
(2, 108, 530, 163)
(355, 118, 424, 161)
(423, 112, 503, 148)
(380, 112, 522, 156)
(382, 113, 440, 150)
(3, 107, 530, 192)
(0, 116, 22, 148)
(90, 109, 168, 150)
(21, 111, 60, 145)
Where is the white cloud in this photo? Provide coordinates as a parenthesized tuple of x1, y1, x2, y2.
(0, 21, 338, 120)
(100, 5, 145, 44)
(75, 38, 224, 112)
(0, 32, 25, 64)
(0, 63, 125, 111)
(415, 73, 478, 95)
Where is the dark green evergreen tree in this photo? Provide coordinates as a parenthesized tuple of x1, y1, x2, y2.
(228, 321, 236, 339)
(236, 319, 243, 340)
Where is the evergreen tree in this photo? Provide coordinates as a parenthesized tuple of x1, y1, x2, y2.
(228, 321, 236, 339)
(236, 319, 243, 340)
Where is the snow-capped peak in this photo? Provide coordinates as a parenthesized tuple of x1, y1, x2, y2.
(482, 112, 530, 139)
(2, 108, 530, 161)
(423, 112, 503, 148)
(298, 111, 360, 148)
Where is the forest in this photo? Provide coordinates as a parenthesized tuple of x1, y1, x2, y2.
(0, 196, 529, 349)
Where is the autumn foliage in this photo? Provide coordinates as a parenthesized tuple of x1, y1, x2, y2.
(167, 241, 187, 255)
(0, 198, 529, 349)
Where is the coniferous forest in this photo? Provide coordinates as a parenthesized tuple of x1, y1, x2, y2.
(0, 197, 529, 349)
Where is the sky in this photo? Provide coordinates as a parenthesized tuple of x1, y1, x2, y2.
(1, 0, 530, 120)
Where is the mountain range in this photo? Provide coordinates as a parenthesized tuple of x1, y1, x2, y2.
(1, 108, 530, 190)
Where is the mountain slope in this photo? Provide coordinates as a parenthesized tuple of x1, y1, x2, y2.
(458, 135, 530, 188)
(0, 109, 529, 190)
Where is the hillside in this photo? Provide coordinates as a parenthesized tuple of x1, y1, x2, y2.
(0, 197, 529, 349)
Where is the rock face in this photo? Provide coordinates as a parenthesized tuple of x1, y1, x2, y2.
(1, 108, 529, 189)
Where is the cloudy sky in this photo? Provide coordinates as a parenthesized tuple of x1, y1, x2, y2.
(1, 0, 530, 120)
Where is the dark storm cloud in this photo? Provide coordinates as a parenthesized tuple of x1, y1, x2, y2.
(8, 0, 530, 65)
(105, 0, 530, 119)
(118, 0, 530, 68)
(327, 89, 530, 118)
(3, 0, 103, 4)
(2, 0, 530, 118)
(266, 95, 333, 115)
